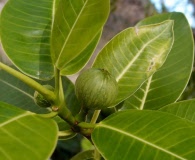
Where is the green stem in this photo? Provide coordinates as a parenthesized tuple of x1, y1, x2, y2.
(54, 67, 60, 98)
(58, 130, 74, 137)
(59, 74, 65, 103)
(90, 110, 101, 124)
(57, 103, 77, 126)
(77, 122, 96, 129)
(53, 67, 77, 126)
(54, 68, 65, 104)
(0, 62, 56, 102)
(75, 107, 88, 122)
(38, 111, 58, 118)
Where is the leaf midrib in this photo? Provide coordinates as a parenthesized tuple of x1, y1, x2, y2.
(51, 0, 58, 29)
(139, 76, 152, 110)
(97, 123, 186, 160)
(0, 112, 33, 127)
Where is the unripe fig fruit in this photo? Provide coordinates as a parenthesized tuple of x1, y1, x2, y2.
(34, 85, 54, 108)
(75, 68, 118, 110)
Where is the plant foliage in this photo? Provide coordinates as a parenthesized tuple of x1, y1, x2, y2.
(0, 0, 194, 160)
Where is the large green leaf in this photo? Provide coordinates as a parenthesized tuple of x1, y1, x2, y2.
(92, 110, 195, 160)
(160, 99, 195, 123)
(0, 0, 55, 80)
(123, 12, 194, 110)
(51, 0, 109, 75)
(0, 101, 58, 160)
(93, 20, 174, 105)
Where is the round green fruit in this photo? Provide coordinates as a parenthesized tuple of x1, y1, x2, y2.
(34, 85, 54, 108)
(75, 68, 118, 110)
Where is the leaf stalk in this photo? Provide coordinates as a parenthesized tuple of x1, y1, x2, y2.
(90, 110, 101, 124)
(0, 62, 56, 102)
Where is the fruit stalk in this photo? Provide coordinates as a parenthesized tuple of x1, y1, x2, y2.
(90, 110, 101, 124)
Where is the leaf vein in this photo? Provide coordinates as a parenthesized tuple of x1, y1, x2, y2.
(98, 124, 186, 160)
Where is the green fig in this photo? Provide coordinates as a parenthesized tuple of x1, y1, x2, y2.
(75, 68, 118, 110)
(34, 85, 54, 108)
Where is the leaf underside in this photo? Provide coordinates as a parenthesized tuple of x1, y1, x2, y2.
(93, 20, 174, 105)
(92, 110, 195, 160)
(123, 12, 194, 110)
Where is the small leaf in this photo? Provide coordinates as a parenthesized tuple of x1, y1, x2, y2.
(92, 110, 195, 160)
(0, 102, 58, 160)
(123, 12, 194, 110)
(0, 0, 55, 80)
(51, 0, 109, 75)
(93, 20, 174, 105)
(160, 99, 195, 123)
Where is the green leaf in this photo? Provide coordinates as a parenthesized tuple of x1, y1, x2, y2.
(160, 99, 195, 123)
(0, 67, 80, 131)
(0, 68, 46, 113)
(62, 76, 81, 115)
(81, 137, 94, 151)
(93, 20, 174, 105)
(70, 150, 94, 160)
(60, 31, 102, 75)
(0, 0, 55, 80)
(92, 110, 195, 160)
(0, 68, 80, 115)
(123, 12, 194, 110)
(53, 76, 81, 131)
(51, 0, 109, 75)
(0, 101, 58, 160)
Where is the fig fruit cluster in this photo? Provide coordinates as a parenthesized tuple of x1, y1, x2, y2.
(75, 68, 118, 110)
